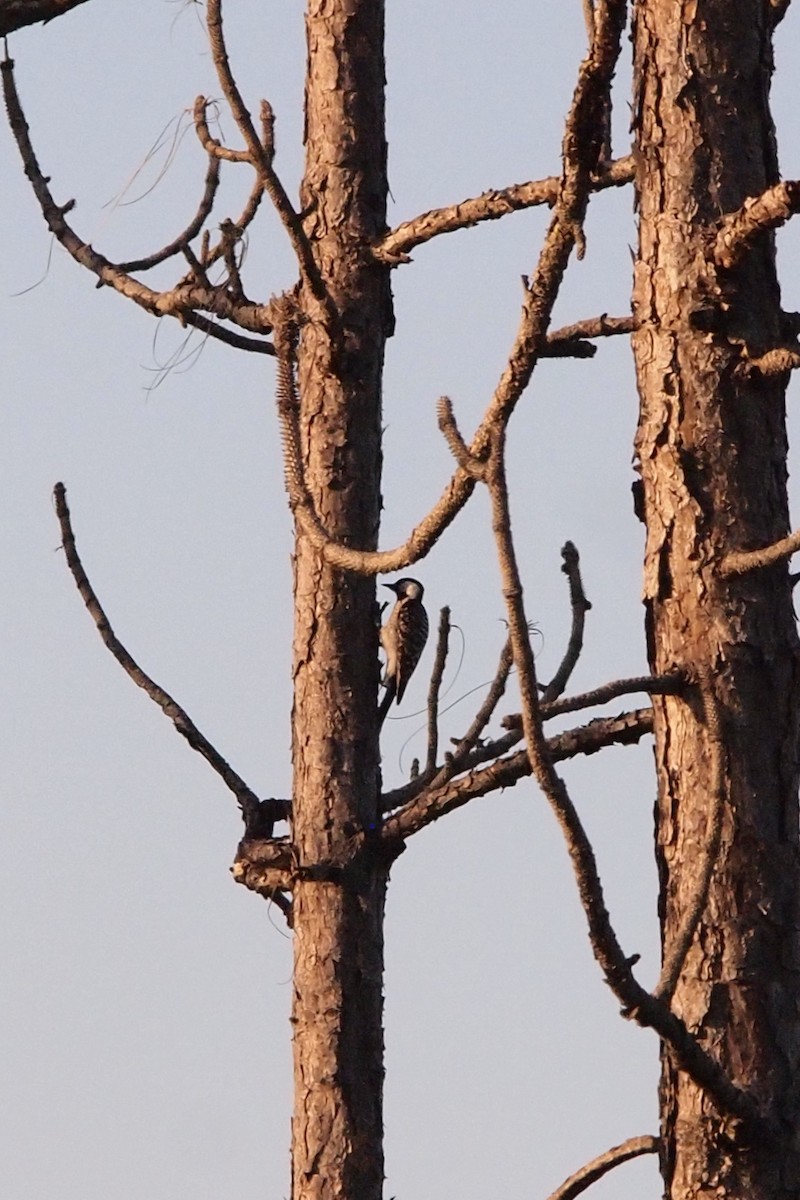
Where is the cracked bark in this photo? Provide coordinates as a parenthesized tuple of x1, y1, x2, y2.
(631, 2, 800, 1195)
(289, 3, 391, 1199)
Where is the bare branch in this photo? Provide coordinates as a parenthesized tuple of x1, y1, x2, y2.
(1, 53, 273, 339)
(180, 310, 275, 355)
(528, 671, 683, 723)
(437, 396, 484, 475)
(541, 541, 592, 703)
(544, 1134, 659, 1200)
(373, 156, 634, 265)
(206, 0, 332, 313)
(53, 483, 262, 823)
(425, 608, 451, 774)
(478, 417, 762, 1127)
(542, 313, 635, 357)
(383, 708, 655, 833)
(715, 180, 800, 269)
(435, 637, 515, 781)
(720, 528, 800, 577)
(0, 0, 90, 36)
(268, 4, 629, 577)
(193, 94, 251, 164)
(653, 673, 725, 1002)
(485, 422, 641, 1003)
(115, 143, 221, 273)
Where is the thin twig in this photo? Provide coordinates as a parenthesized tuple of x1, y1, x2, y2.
(653, 672, 725, 1002)
(206, 0, 332, 313)
(541, 541, 592, 703)
(435, 637, 514, 783)
(180, 310, 275, 355)
(53, 483, 262, 823)
(193, 94, 251, 163)
(426, 608, 451, 774)
(544, 1134, 659, 1200)
(115, 145, 221, 272)
(1, 53, 273, 339)
(383, 708, 655, 827)
(523, 671, 683, 723)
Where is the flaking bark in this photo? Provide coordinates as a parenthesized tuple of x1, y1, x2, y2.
(290, 3, 392, 1198)
(631, 2, 800, 1194)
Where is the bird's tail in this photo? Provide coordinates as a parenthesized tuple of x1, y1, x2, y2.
(378, 680, 397, 728)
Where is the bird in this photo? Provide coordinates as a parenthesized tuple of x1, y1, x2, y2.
(378, 578, 429, 727)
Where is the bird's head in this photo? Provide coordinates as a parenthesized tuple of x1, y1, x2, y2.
(384, 577, 425, 601)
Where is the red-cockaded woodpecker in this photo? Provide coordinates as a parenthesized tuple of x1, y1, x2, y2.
(378, 578, 429, 727)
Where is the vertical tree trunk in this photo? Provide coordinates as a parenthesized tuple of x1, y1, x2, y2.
(290, 3, 391, 1198)
(632, 2, 800, 1194)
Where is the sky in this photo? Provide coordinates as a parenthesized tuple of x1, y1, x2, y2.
(3, 3, 800, 1199)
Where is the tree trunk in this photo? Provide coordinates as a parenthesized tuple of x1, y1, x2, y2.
(632, 2, 800, 1194)
(289, 3, 391, 1199)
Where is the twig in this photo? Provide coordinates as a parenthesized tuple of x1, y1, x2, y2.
(435, 637, 514, 783)
(653, 672, 725, 1002)
(519, 671, 683, 723)
(426, 608, 451, 774)
(180, 310, 274, 355)
(206, 0, 332, 313)
(193, 94, 251, 163)
(383, 708, 655, 829)
(373, 156, 634, 265)
(544, 1134, 659, 1200)
(270, 0, 629, 577)
(720, 528, 800, 577)
(541, 542, 592, 703)
(1, 53, 273, 339)
(485, 426, 639, 992)
(542, 313, 635, 356)
(53, 482, 262, 823)
(114, 145, 221, 272)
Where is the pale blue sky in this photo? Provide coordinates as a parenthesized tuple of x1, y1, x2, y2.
(3, 4, 800, 1198)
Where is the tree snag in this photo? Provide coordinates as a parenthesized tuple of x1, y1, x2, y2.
(632, 1, 800, 1194)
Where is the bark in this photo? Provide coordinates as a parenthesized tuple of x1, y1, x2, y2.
(290, 3, 392, 1199)
(631, 2, 800, 1195)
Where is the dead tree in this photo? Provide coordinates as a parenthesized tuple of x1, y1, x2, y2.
(6, 1, 800, 1198)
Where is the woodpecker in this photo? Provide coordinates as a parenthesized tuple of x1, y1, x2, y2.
(378, 578, 429, 727)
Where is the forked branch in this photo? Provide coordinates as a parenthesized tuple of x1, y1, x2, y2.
(272, 0, 629, 577)
(382, 708, 655, 829)
(1, 53, 275, 354)
(206, 0, 332, 316)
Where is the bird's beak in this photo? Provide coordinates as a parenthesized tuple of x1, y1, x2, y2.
(383, 582, 398, 593)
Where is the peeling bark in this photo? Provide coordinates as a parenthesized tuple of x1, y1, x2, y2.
(631, 2, 800, 1195)
(290, 3, 392, 1198)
